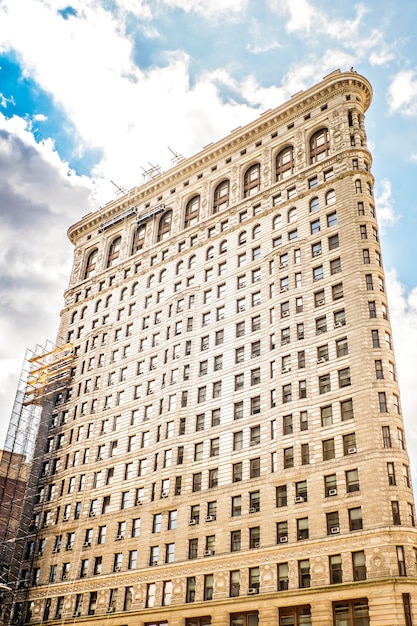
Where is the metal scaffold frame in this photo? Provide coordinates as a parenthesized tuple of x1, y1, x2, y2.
(0, 340, 73, 626)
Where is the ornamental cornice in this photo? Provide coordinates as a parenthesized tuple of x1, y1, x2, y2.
(68, 71, 372, 245)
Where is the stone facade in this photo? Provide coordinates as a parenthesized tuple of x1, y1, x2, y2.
(12, 70, 417, 626)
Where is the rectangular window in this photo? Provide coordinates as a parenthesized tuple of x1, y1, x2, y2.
(349, 507, 363, 531)
(329, 554, 343, 584)
(352, 551, 366, 580)
(276, 485, 287, 507)
(298, 559, 310, 588)
(323, 438, 335, 460)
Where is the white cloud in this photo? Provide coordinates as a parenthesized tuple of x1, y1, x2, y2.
(271, 0, 367, 41)
(0, 92, 15, 108)
(388, 69, 417, 116)
(158, 0, 248, 18)
(0, 1, 261, 202)
(386, 270, 417, 484)
(268, 0, 393, 70)
(374, 178, 400, 233)
(0, 112, 93, 449)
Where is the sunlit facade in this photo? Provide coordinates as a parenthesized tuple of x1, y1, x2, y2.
(5, 70, 417, 626)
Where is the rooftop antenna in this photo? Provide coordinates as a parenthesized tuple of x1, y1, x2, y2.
(168, 146, 185, 165)
(110, 180, 127, 196)
(141, 162, 163, 183)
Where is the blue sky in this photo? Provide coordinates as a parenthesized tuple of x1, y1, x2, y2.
(1, 0, 417, 480)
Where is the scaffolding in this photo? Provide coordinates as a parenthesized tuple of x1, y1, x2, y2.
(0, 340, 73, 626)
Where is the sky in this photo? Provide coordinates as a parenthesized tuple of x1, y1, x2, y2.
(1, 0, 417, 483)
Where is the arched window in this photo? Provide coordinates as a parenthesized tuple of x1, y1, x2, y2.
(94, 299, 101, 313)
(176, 261, 184, 275)
(80, 306, 87, 320)
(273, 215, 282, 230)
(310, 197, 319, 213)
(238, 231, 247, 245)
(84, 248, 98, 279)
(131, 282, 139, 296)
(188, 255, 196, 269)
(219, 240, 227, 254)
(107, 236, 121, 268)
(326, 190, 336, 205)
(184, 196, 200, 228)
(148, 274, 155, 288)
(213, 180, 230, 213)
(276, 146, 294, 181)
(158, 211, 172, 242)
(252, 225, 261, 239)
(159, 269, 166, 283)
(366, 181, 373, 196)
(105, 295, 112, 308)
(288, 208, 297, 223)
(131, 224, 146, 254)
(120, 287, 127, 301)
(310, 128, 330, 164)
(243, 163, 260, 198)
(70, 311, 77, 324)
(206, 246, 214, 260)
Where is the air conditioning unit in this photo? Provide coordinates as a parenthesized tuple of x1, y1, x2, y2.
(316, 328, 325, 335)
(204, 550, 214, 556)
(313, 250, 322, 257)
(328, 489, 337, 496)
(334, 321, 344, 328)
(115, 535, 124, 541)
(317, 298, 325, 305)
(314, 276, 322, 282)
(249, 507, 258, 514)
(89, 511, 96, 517)
(248, 587, 259, 595)
(282, 310, 290, 317)
(83, 542, 91, 548)
(348, 447, 357, 454)
(330, 526, 340, 534)
(238, 306, 245, 312)
(279, 536, 288, 543)
(161, 490, 169, 498)
(250, 440, 259, 446)
(150, 364, 156, 370)
(279, 263, 288, 269)
(253, 542, 260, 548)
(62, 515, 69, 522)
(136, 498, 143, 506)
(295, 496, 304, 504)
(280, 286, 289, 293)
(62, 574, 68, 581)
(114, 566, 121, 572)
(189, 519, 197, 525)
(206, 515, 215, 522)
(281, 366, 291, 373)
(317, 357, 326, 364)
(174, 354, 180, 360)
(202, 345, 208, 350)
(67, 544, 73, 551)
